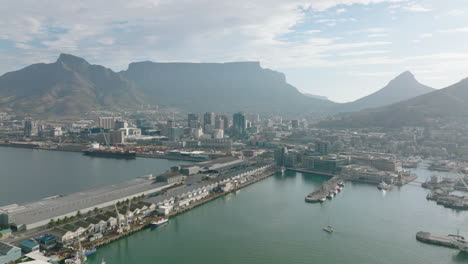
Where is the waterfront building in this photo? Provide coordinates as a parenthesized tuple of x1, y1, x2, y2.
(0, 242, 21, 264)
(315, 141, 329, 155)
(119, 127, 142, 137)
(0, 177, 174, 231)
(233, 112, 247, 137)
(38, 235, 57, 250)
(274, 147, 288, 166)
(19, 240, 39, 254)
(201, 138, 232, 149)
(303, 155, 350, 173)
(0, 229, 11, 239)
(110, 130, 125, 144)
(98, 117, 119, 129)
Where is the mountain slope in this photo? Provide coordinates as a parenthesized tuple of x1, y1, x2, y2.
(304, 93, 329, 101)
(0, 54, 145, 117)
(122, 61, 335, 113)
(321, 78, 468, 128)
(338, 71, 435, 112)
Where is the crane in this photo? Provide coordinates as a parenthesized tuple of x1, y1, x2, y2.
(455, 170, 468, 192)
(124, 199, 132, 231)
(114, 203, 122, 233)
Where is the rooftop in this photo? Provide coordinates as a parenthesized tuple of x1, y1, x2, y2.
(0, 177, 169, 226)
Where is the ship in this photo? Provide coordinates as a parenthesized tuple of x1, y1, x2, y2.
(83, 148, 136, 159)
(84, 248, 97, 256)
(149, 218, 168, 227)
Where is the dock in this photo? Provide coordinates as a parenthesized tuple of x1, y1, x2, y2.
(416, 231, 463, 249)
(305, 176, 343, 203)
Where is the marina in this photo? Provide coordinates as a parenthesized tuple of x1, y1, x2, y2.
(304, 176, 343, 203)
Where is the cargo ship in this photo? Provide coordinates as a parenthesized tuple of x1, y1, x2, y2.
(83, 148, 136, 159)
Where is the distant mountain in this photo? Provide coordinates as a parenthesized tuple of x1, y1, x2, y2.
(121, 61, 335, 113)
(338, 71, 435, 112)
(0, 54, 144, 117)
(321, 78, 468, 128)
(0, 54, 336, 117)
(303, 93, 329, 101)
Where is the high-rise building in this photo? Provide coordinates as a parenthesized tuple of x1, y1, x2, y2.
(233, 112, 247, 137)
(188, 113, 199, 128)
(187, 113, 200, 128)
(203, 112, 215, 127)
(291, 120, 299, 129)
(167, 119, 176, 128)
(215, 117, 224, 130)
(23, 120, 38, 137)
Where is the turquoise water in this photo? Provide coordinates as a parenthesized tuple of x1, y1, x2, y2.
(88, 164, 468, 264)
(0, 147, 190, 206)
(1, 147, 466, 264)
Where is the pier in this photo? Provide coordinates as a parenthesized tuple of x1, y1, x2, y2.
(305, 176, 343, 203)
(416, 231, 464, 249)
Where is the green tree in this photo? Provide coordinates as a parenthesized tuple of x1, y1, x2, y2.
(48, 219, 56, 227)
(76, 211, 81, 217)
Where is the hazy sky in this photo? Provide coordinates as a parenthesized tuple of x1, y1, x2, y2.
(1, 0, 468, 102)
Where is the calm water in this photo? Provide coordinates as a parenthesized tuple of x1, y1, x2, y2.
(86, 162, 468, 264)
(1, 148, 467, 264)
(0, 147, 190, 206)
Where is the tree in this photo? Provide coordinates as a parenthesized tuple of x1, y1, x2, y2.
(48, 219, 56, 227)
(76, 211, 82, 217)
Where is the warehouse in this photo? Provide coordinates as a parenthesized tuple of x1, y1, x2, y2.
(0, 176, 174, 231)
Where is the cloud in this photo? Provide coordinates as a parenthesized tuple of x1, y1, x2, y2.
(418, 33, 433, 39)
(368, 34, 388, 38)
(336, 8, 347, 14)
(440, 27, 468, 33)
(402, 3, 431, 12)
(340, 50, 390, 56)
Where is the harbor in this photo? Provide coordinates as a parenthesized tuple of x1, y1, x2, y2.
(0, 148, 467, 264)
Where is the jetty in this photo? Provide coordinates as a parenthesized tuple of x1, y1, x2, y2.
(416, 231, 465, 249)
(305, 176, 343, 203)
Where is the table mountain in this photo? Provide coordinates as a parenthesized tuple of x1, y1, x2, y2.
(121, 61, 335, 113)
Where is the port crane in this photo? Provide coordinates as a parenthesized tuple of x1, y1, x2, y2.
(455, 170, 468, 192)
(114, 203, 123, 233)
(124, 199, 132, 231)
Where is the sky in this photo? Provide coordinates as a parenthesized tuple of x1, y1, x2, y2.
(1, 0, 468, 102)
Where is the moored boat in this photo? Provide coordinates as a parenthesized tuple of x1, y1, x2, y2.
(149, 218, 168, 227)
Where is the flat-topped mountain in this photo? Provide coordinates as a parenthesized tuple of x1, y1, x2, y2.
(121, 61, 335, 113)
